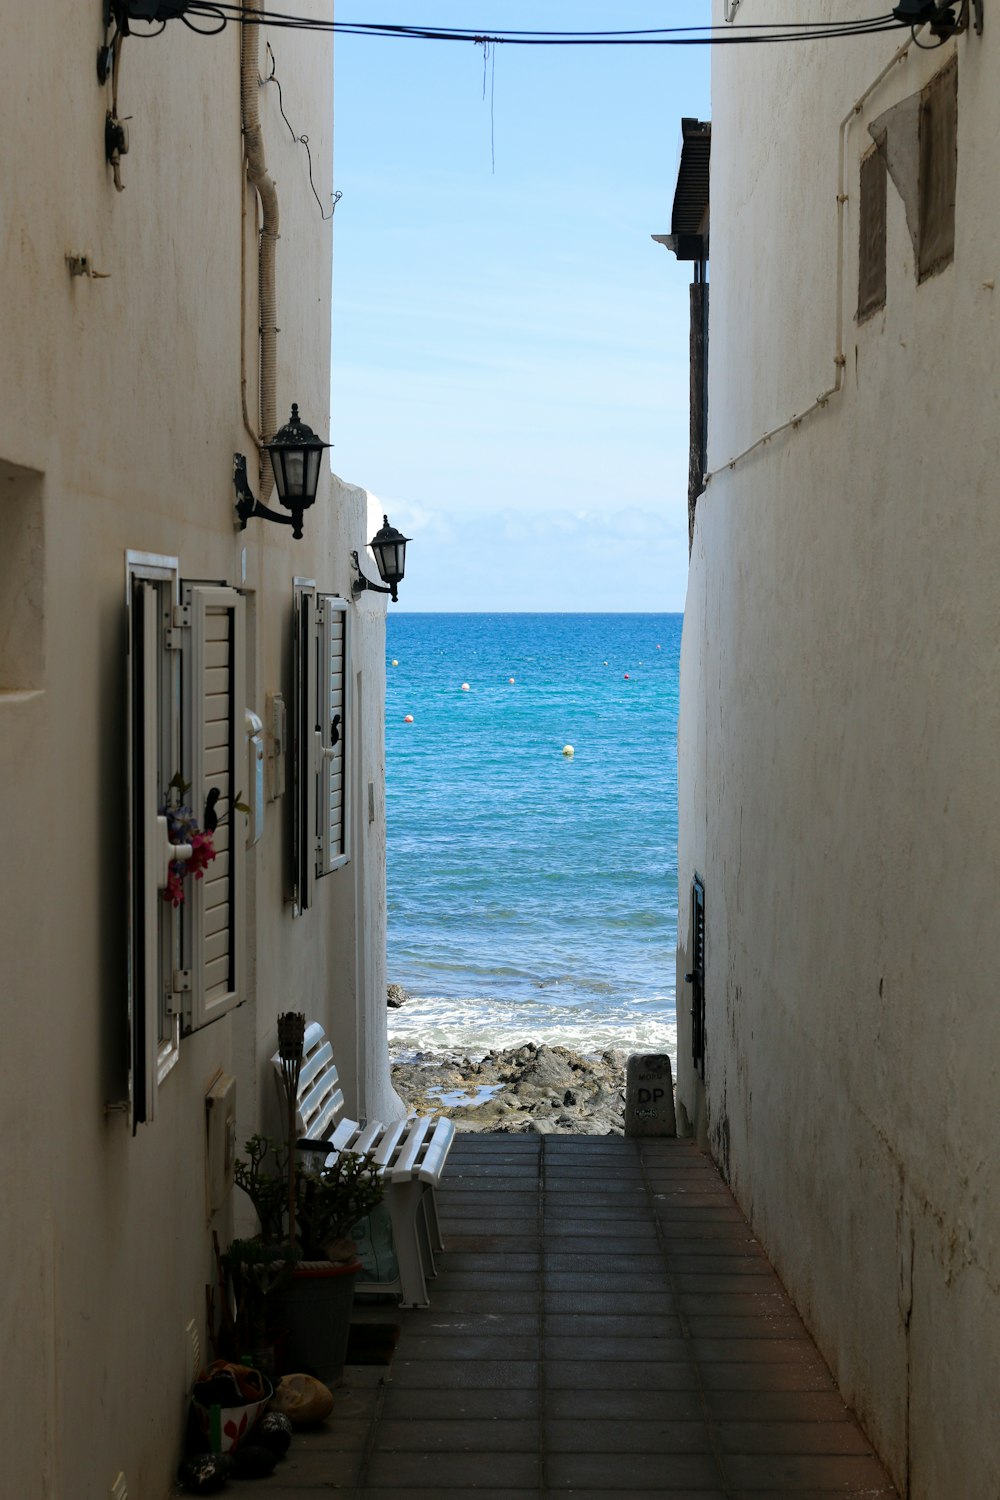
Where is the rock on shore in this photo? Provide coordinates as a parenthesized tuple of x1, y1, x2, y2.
(390, 1041, 626, 1135)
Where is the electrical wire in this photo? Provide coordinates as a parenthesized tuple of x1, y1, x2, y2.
(263, 41, 342, 219)
(172, 4, 911, 46)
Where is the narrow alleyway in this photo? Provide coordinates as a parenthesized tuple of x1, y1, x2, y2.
(256, 1134, 898, 1497)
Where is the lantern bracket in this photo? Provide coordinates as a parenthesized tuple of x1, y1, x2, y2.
(233, 453, 304, 538)
(350, 551, 394, 600)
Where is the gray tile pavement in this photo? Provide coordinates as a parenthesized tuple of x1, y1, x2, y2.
(249, 1136, 899, 1497)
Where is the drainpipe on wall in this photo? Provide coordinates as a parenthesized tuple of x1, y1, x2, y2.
(241, 4, 278, 500)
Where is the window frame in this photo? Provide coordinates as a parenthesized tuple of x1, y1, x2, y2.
(125, 550, 181, 1127)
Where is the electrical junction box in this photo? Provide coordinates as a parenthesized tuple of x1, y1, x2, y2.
(205, 1072, 237, 1217)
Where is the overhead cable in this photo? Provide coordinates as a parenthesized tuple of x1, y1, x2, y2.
(175, 5, 909, 46)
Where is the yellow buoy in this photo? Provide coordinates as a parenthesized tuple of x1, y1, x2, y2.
(562, 744, 574, 758)
(391, 659, 399, 666)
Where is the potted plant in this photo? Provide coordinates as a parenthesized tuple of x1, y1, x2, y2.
(228, 1135, 383, 1382)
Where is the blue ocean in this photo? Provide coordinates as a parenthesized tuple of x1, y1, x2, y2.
(384, 613, 680, 1063)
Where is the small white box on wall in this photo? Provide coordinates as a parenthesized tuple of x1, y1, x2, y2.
(205, 1071, 237, 1217)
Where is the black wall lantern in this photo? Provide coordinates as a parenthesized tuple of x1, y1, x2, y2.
(234, 404, 332, 541)
(351, 516, 411, 603)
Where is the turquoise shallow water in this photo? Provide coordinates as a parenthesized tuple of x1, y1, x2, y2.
(384, 613, 680, 1061)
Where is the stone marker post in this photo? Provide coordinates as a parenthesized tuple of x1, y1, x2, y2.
(625, 1053, 677, 1137)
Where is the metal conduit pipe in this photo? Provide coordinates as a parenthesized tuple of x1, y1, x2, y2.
(241, 3, 279, 499)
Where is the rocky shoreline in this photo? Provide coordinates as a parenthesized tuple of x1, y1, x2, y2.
(390, 1040, 627, 1135)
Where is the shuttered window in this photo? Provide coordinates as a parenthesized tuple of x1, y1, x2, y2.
(180, 584, 246, 1031)
(292, 583, 351, 915)
(126, 564, 248, 1123)
(689, 875, 706, 1080)
(317, 595, 350, 876)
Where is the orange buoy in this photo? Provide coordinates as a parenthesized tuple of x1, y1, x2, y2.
(403, 714, 414, 723)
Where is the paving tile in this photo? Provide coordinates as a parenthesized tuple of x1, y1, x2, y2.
(364, 1492, 539, 1500)
(545, 1252, 665, 1271)
(545, 1291, 677, 1316)
(714, 1421, 875, 1455)
(389, 1358, 539, 1389)
(728, 1491, 897, 1500)
(543, 1180, 644, 1196)
(543, 1162, 642, 1174)
(544, 1418, 712, 1454)
(381, 1387, 541, 1420)
(414, 1311, 541, 1336)
(375, 1417, 539, 1452)
(545, 1451, 723, 1488)
(544, 1313, 682, 1338)
(542, 1491, 728, 1500)
(685, 1315, 807, 1340)
(650, 1191, 742, 1206)
(364, 1450, 542, 1487)
(675, 1290, 793, 1317)
(654, 1221, 761, 1243)
(441, 1196, 540, 1211)
(293, 1416, 372, 1451)
(539, 1199, 656, 1219)
(543, 1271, 672, 1293)
(544, 1388, 704, 1422)
(440, 1270, 540, 1291)
(447, 1161, 540, 1173)
(701, 1390, 854, 1423)
(698, 1363, 837, 1393)
(425, 1289, 541, 1315)
(670, 1257, 774, 1277)
(447, 1231, 541, 1250)
(657, 1237, 763, 1258)
(444, 1252, 541, 1272)
(262, 1447, 361, 1486)
(542, 1219, 659, 1240)
(545, 1360, 698, 1392)
(544, 1335, 690, 1363)
(398, 1334, 540, 1361)
(720, 1454, 896, 1490)
(693, 1338, 830, 1368)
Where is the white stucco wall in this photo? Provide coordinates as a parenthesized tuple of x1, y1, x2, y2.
(0, 6, 391, 1496)
(677, 6, 1000, 1496)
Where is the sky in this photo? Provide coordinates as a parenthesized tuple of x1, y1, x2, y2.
(330, 3, 711, 611)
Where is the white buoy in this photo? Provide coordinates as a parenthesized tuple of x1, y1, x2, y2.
(508, 677, 515, 684)
(562, 744, 574, 758)
(461, 682, 470, 691)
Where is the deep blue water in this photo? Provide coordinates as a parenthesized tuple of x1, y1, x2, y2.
(384, 613, 680, 1061)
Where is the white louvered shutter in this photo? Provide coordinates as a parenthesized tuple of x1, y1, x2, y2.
(292, 581, 318, 914)
(316, 595, 350, 876)
(180, 583, 246, 1030)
